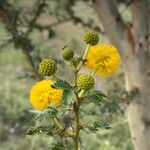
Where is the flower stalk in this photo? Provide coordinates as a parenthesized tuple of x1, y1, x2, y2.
(76, 44, 90, 71)
(78, 89, 85, 98)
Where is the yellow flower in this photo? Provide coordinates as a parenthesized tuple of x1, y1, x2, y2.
(86, 44, 121, 77)
(30, 80, 63, 110)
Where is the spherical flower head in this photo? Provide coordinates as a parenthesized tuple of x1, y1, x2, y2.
(83, 31, 99, 45)
(30, 80, 63, 110)
(77, 74, 94, 91)
(86, 44, 121, 77)
(39, 58, 57, 76)
(61, 46, 74, 61)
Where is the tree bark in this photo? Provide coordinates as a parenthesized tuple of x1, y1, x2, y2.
(93, 0, 150, 150)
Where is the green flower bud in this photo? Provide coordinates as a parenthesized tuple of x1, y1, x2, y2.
(83, 31, 99, 45)
(77, 74, 94, 91)
(62, 47, 74, 61)
(39, 58, 57, 76)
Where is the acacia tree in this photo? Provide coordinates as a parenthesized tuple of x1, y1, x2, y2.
(93, 0, 150, 150)
(0, 0, 149, 149)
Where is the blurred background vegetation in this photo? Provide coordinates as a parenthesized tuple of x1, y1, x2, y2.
(0, 0, 134, 149)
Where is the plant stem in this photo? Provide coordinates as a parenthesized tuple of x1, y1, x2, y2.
(76, 44, 90, 71)
(74, 96, 80, 150)
(74, 71, 80, 150)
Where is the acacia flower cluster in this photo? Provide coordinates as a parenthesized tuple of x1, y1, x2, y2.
(28, 30, 121, 150)
(86, 44, 121, 77)
(30, 80, 63, 110)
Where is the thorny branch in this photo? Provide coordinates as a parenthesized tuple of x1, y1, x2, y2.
(0, 0, 47, 79)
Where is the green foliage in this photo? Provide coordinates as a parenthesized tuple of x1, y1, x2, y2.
(55, 79, 72, 90)
(55, 79, 74, 104)
(93, 121, 111, 130)
(62, 89, 74, 105)
(27, 125, 58, 136)
(36, 106, 58, 120)
(51, 142, 66, 150)
(100, 101, 121, 114)
(87, 121, 111, 133)
(86, 90, 108, 106)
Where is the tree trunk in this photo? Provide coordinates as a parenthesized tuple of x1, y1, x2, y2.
(93, 0, 150, 149)
(125, 52, 150, 150)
